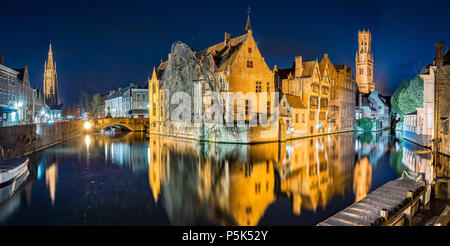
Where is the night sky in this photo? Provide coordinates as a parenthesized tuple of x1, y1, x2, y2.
(1, 0, 449, 106)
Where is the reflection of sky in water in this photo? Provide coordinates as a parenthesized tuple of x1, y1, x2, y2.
(0, 131, 439, 226)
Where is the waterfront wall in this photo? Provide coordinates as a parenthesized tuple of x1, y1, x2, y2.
(0, 121, 84, 161)
(438, 120, 450, 156)
(150, 121, 280, 144)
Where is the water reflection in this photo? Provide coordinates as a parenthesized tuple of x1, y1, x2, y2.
(353, 158, 372, 202)
(45, 163, 58, 206)
(2, 130, 443, 226)
(148, 131, 391, 225)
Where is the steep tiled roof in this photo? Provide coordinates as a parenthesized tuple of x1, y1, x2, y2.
(285, 94, 306, 109)
(278, 68, 293, 80)
(301, 61, 316, 77)
(156, 61, 167, 79)
(196, 33, 248, 72)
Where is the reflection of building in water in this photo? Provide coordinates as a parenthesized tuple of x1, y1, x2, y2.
(148, 136, 277, 226)
(355, 131, 389, 166)
(229, 162, 275, 226)
(278, 133, 355, 214)
(46, 163, 58, 205)
(402, 142, 432, 175)
(149, 132, 372, 225)
(96, 133, 149, 174)
(400, 141, 434, 203)
(353, 157, 372, 202)
(149, 133, 361, 224)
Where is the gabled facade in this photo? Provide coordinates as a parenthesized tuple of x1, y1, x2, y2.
(148, 13, 279, 143)
(334, 64, 357, 131)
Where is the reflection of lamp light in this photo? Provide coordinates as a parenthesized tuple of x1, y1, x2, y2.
(85, 135, 91, 151)
(84, 121, 92, 130)
(18, 101, 23, 107)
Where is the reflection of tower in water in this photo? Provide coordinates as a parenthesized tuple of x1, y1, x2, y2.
(148, 136, 276, 226)
(353, 157, 372, 202)
(46, 163, 58, 206)
(148, 133, 358, 225)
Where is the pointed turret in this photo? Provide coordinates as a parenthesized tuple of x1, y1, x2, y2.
(151, 66, 157, 80)
(43, 42, 59, 106)
(47, 43, 54, 69)
(245, 7, 252, 32)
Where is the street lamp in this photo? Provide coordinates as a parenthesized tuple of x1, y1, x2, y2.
(84, 121, 92, 130)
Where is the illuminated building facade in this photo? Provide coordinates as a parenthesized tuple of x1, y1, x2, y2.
(355, 30, 374, 94)
(43, 44, 59, 107)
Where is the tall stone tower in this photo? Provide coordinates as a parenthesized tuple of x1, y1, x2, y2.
(43, 43, 58, 106)
(355, 30, 374, 94)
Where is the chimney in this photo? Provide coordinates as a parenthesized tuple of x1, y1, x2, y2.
(324, 53, 328, 60)
(224, 32, 231, 45)
(294, 56, 302, 77)
(0, 55, 3, 65)
(436, 41, 444, 67)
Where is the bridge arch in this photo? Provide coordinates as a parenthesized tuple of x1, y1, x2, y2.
(92, 118, 149, 132)
(100, 124, 132, 132)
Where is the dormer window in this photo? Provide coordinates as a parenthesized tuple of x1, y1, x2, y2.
(247, 60, 253, 68)
(248, 47, 252, 53)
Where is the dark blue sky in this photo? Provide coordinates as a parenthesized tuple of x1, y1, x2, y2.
(1, 0, 449, 105)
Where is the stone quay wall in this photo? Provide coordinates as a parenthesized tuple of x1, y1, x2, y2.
(0, 121, 84, 161)
(438, 120, 450, 156)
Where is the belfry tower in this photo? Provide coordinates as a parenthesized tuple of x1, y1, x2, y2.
(43, 43, 59, 106)
(355, 30, 374, 94)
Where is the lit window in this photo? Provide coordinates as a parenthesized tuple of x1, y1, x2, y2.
(310, 97, 318, 106)
(245, 100, 251, 116)
(256, 81, 262, 93)
(248, 47, 252, 53)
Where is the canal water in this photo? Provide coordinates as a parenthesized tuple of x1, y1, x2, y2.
(0, 131, 444, 225)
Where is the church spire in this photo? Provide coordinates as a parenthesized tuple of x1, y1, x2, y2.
(47, 43, 54, 69)
(245, 7, 252, 33)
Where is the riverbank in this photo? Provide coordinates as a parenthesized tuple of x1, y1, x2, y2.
(0, 121, 84, 161)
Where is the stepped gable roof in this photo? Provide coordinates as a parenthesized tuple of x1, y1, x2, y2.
(196, 33, 248, 72)
(285, 94, 306, 109)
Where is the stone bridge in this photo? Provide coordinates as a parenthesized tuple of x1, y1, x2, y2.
(92, 118, 149, 132)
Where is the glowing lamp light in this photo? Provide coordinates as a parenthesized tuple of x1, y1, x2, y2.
(17, 101, 23, 108)
(84, 121, 92, 130)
